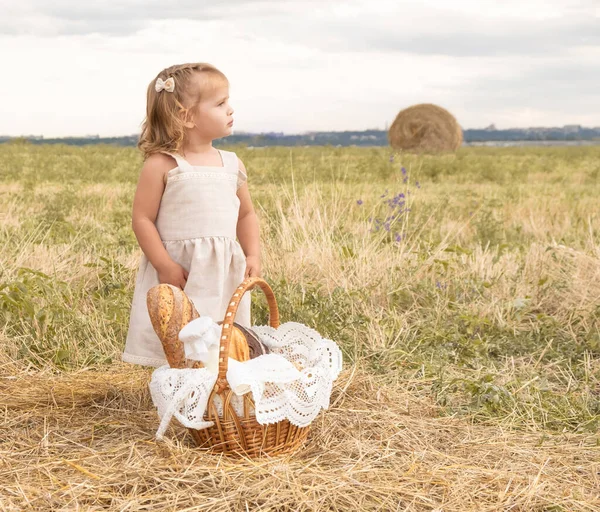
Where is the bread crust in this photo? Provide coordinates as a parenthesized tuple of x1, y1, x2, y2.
(146, 284, 268, 369)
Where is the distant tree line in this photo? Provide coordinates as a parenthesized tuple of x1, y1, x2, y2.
(2, 126, 599, 147)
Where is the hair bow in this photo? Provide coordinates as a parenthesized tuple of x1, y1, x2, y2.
(155, 76, 175, 93)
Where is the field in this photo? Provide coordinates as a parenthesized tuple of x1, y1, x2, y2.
(1, 142, 599, 510)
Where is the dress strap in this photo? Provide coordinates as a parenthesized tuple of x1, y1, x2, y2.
(218, 149, 237, 170)
(219, 150, 247, 189)
(160, 151, 194, 172)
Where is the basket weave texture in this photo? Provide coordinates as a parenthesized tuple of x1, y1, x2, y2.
(152, 277, 311, 457)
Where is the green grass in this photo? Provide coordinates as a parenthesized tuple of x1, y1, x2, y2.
(1, 141, 599, 435)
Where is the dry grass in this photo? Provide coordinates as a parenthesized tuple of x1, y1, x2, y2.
(1, 353, 598, 511)
(1, 143, 599, 510)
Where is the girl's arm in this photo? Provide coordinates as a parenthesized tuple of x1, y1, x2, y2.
(236, 158, 261, 278)
(131, 154, 176, 273)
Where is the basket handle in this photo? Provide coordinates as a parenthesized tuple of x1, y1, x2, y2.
(214, 277, 280, 393)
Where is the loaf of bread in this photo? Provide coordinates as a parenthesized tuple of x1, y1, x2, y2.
(235, 323, 270, 359)
(147, 284, 198, 368)
(146, 284, 269, 370)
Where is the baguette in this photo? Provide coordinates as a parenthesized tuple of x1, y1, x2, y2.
(146, 284, 268, 369)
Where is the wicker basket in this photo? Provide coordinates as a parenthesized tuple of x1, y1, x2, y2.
(165, 277, 310, 457)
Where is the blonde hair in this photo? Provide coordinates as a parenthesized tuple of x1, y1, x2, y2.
(137, 62, 228, 160)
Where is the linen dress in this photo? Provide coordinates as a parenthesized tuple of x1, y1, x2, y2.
(121, 148, 251, 367)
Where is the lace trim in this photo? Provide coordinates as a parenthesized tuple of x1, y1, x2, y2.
(149, 367, 218, 439)
(167, 172, 237, 184)
(161, 235, 240, 243)
(148, 322, 343, 438)
(121, 352, 168, 367)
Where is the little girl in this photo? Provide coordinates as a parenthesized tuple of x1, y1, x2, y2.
(122, 62, 261, 367)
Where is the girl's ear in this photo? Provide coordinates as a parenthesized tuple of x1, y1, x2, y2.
(181, 108, 196, 129)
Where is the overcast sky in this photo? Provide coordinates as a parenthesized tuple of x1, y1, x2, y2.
(1, 0, 598, 137)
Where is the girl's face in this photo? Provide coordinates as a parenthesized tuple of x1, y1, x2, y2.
(186, 81, 234, 140)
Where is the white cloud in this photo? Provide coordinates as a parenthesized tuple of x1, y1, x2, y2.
(0, 0, 598, 136)
(0, 1, 322, 36)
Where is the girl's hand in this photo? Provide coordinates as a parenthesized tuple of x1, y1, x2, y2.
(157, 260, 189, 289)
(244, 255, 262, 278)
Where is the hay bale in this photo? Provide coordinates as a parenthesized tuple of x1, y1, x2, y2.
(388, 103, 463, 153)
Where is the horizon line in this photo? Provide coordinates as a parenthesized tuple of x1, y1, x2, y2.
(2, 123, 600, 140)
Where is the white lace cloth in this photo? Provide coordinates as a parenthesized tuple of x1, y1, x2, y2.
(179, 316, 222, 374)
(149, 319, 343, 440)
